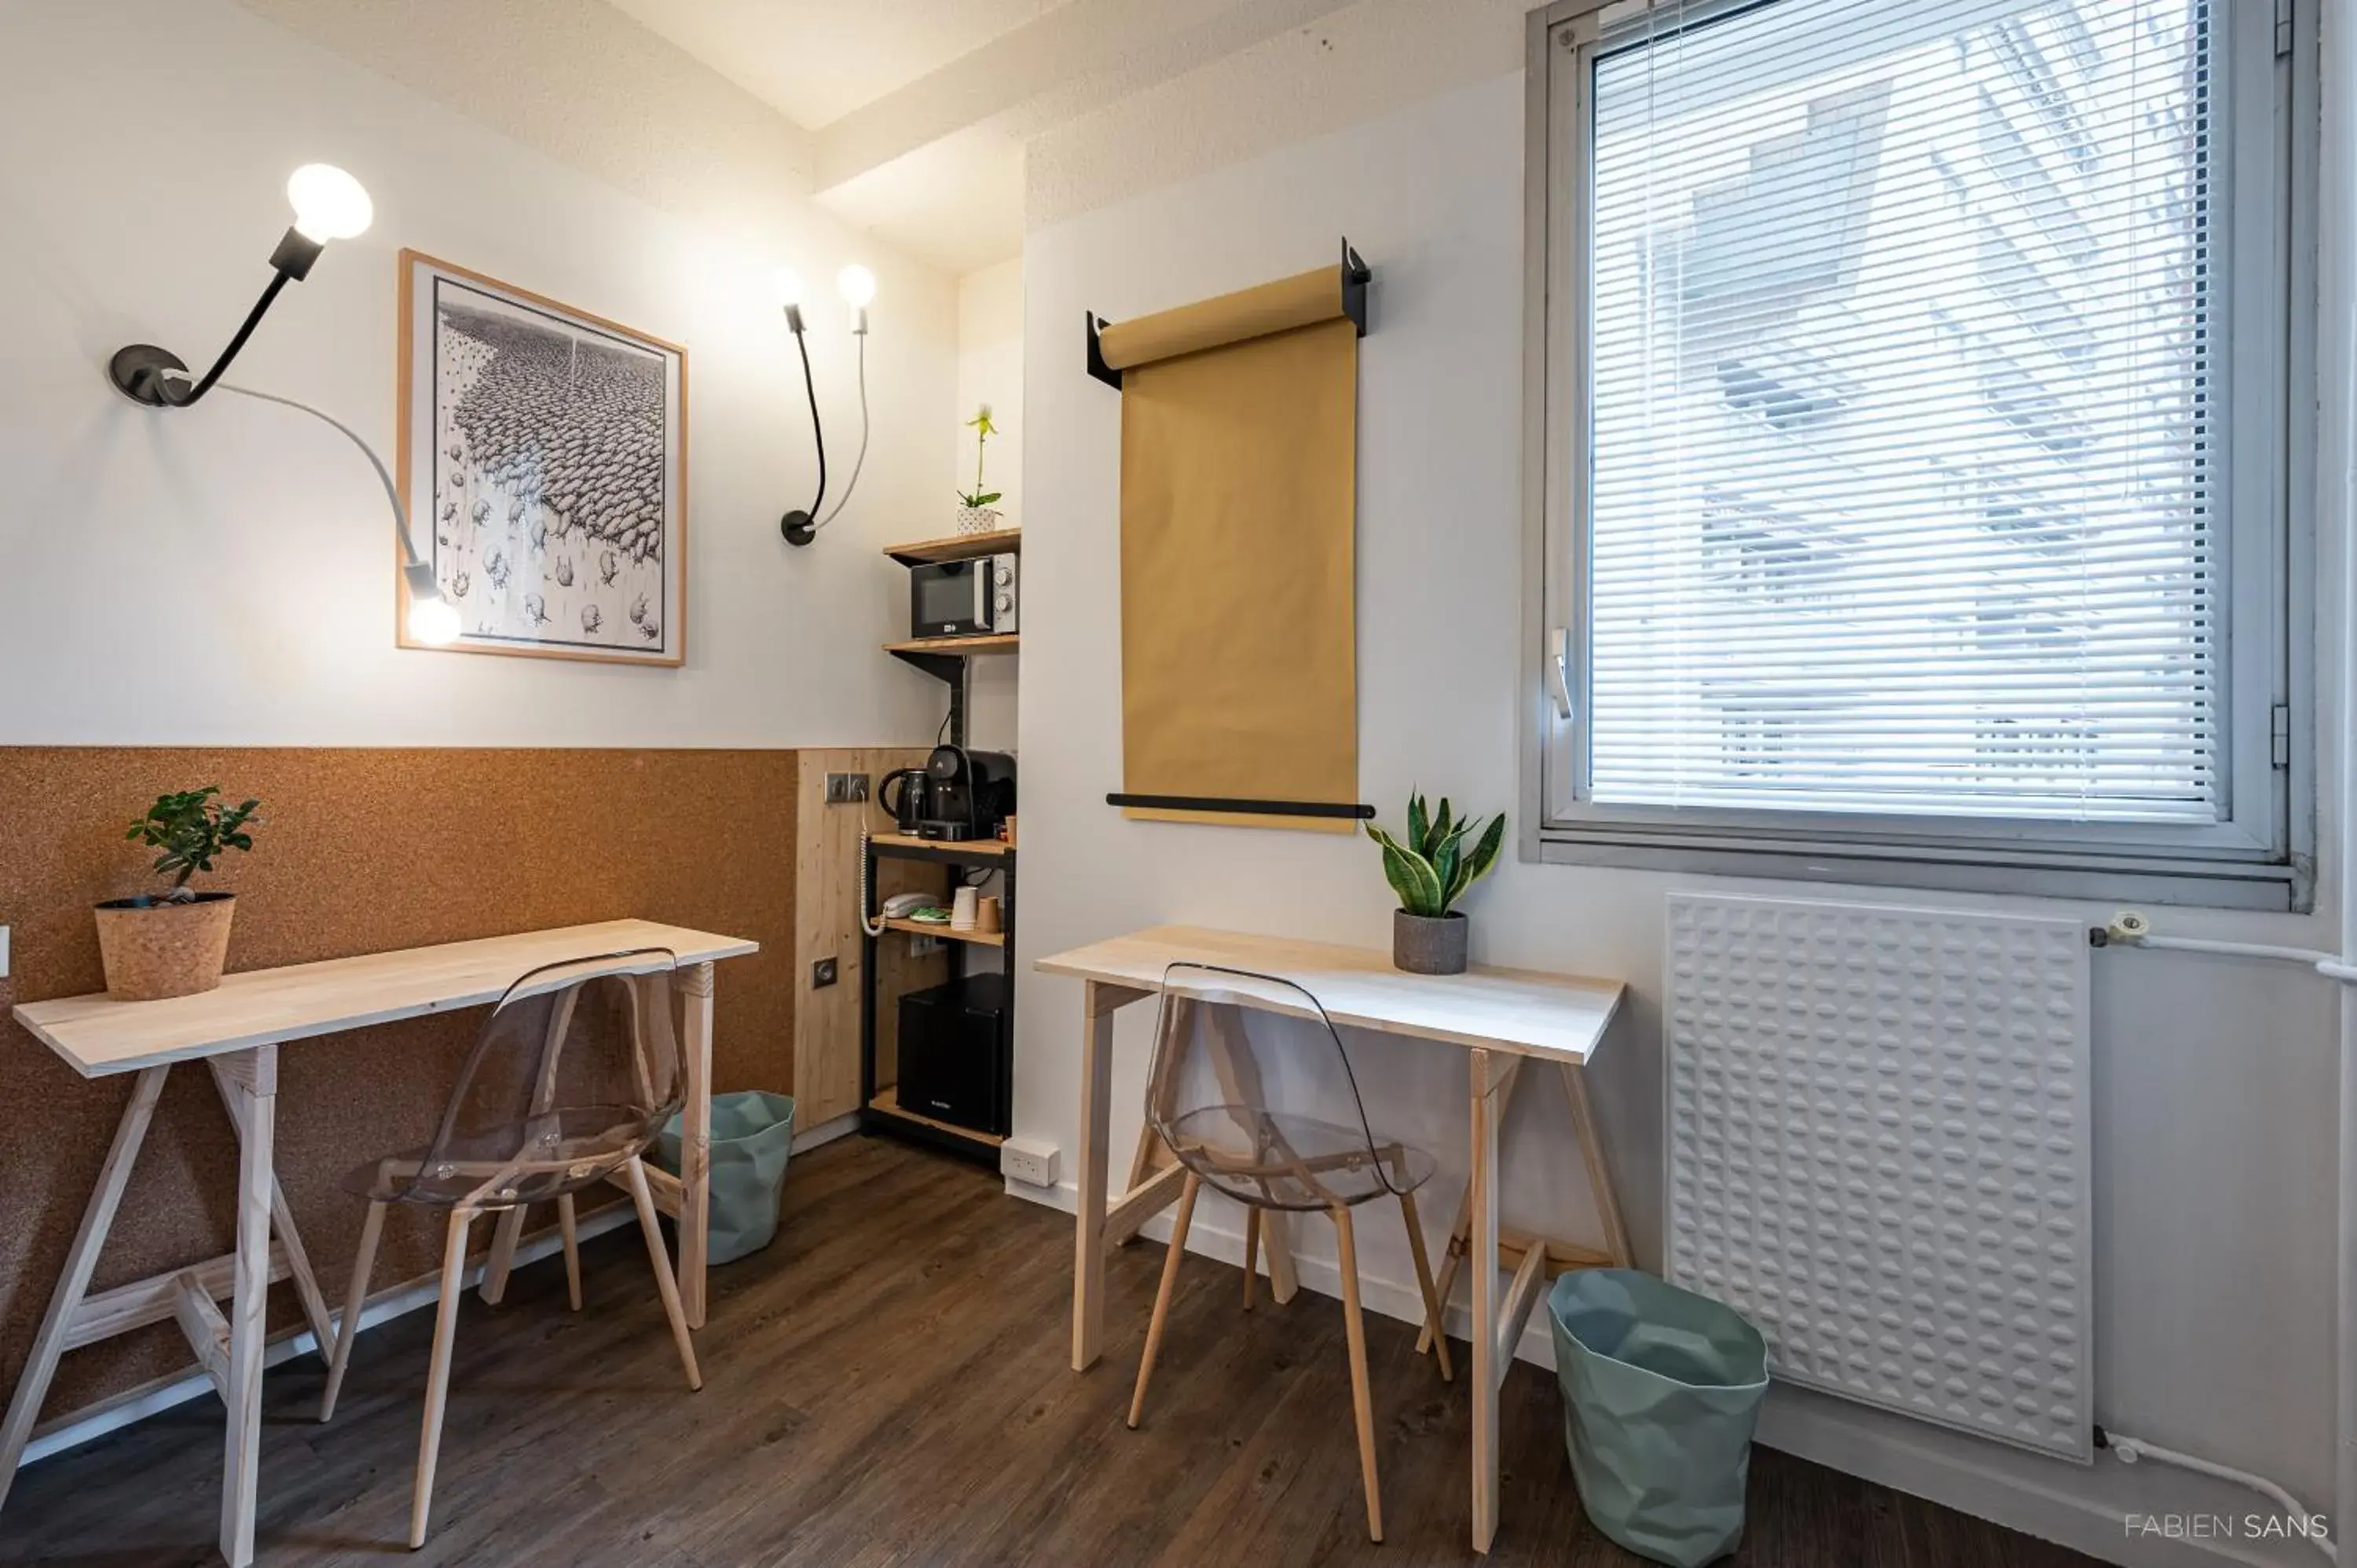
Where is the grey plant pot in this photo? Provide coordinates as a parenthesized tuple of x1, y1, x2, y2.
(1394, 909, 1468, 976)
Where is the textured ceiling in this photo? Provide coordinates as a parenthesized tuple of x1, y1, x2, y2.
(596, 0, 1374, 274)
(604, 0, 1076, 130)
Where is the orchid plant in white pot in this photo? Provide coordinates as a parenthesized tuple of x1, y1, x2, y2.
(955, 404, 1003, 533)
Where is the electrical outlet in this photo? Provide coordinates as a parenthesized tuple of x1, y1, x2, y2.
(847, 773, 870, 802)
(911, 934, 941, 958)
(826, 771, 874, 804)
(1001, 1137, 1060, 1188)
(811, 956, 838, 988)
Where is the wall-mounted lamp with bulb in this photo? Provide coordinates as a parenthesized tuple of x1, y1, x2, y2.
(104, 163, 460, 645)
(776, 263, 876, 547)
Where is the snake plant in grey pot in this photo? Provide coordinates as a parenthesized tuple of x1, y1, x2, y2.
(1365, 793, 1504, 975)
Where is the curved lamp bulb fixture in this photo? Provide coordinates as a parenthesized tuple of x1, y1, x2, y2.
(103, 163, 459, 644)
(778, 262, 876, 548)
(108, 163, 371, 408)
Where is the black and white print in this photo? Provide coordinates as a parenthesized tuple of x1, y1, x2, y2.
(401, 255, 686, 664)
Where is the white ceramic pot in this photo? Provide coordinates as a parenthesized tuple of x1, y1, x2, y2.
(955, 505, 1003, 535)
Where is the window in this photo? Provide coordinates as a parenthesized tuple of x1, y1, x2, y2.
(1525, 0, 2312, 908)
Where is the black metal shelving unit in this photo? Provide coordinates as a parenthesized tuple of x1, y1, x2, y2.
(856, 833, 1016, 1168)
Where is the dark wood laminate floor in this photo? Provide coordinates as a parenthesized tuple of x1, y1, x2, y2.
(1, 1135, 2099, 1568)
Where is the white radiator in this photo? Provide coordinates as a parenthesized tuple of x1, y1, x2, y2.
(1663, 892, 2092, 1462)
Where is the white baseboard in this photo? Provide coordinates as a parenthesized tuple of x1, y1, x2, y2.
(22, 1205, 633, 1467)
(1004, 1180, 2308, 1568)
(794, 1110, 861, 1152)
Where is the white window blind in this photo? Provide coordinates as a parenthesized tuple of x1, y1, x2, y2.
(1584, 0, 2218, 822)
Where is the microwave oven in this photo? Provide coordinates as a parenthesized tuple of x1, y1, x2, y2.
(909, 554, 1017, 639)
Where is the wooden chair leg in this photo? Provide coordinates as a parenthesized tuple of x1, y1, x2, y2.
(1333, 1204, 1383, 1544)
(624, 1156, 702, 1390)
(557, 1193, 583, 1312)
(1127, 1170, 1200, 1431)
(1241, 1206, 1261, 1312)
(319, 1200, 386, 1422)
(1398, 1189, 1453, 1383)
(411, 1207, 475, 1550)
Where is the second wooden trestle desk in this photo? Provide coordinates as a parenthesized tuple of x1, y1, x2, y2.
(1035, 923, 1629, 1555)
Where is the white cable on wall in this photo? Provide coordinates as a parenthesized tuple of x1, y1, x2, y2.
(2099, 918, 2343, 1559)
(2106, 1433, 2334, 1563)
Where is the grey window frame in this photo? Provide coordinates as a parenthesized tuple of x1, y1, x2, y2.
(1517, 0, 2319, 911)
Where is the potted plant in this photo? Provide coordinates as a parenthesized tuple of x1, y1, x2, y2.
(1366, 792, 1503, 976)
(955, 403, 1004, 533)
(93, 786, 262, 1000)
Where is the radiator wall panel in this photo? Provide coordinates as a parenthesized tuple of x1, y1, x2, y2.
(1664, 892, 2093, 1462)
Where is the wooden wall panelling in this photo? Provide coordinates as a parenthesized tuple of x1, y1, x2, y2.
(790, 749, 947, 1127)
(0, 747, 797, 1434)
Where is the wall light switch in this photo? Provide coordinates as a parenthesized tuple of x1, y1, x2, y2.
(0, 925, 9, 980)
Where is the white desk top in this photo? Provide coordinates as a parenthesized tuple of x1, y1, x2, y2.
(12, 919, 760, 1079)
(1034, 924, 1623, 1064)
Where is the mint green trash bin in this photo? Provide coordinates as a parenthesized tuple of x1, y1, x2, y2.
(654, 1090, 795, 1265)
(1547, 1269, 1769, 1568)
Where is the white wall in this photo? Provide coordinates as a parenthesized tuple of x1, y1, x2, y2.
(956, 258, 1025, 753)
(0, 0, 955, 747)
(1014, 73, 2347, 1567)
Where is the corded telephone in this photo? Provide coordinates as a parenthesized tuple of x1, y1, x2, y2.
(879, 892, 936, 919)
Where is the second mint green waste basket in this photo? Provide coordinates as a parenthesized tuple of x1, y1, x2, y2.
(654, 1090, 796, 1265)
(1547, 1269, 1769, 1568)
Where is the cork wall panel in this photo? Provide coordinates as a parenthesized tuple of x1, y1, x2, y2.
(0, 746, 797, 1429)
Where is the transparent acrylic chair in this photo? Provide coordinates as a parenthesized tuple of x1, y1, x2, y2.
(1127, 963, 1453, 1543)
(317, 947, 703, 1549)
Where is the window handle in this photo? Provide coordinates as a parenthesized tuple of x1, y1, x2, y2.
(1547, 626, 1574, 721)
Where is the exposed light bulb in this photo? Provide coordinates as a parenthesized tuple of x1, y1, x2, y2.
(408, 599, 460, 647)
(286, 163, 373, 243)
(836, 264, 877, 309)
(407, 592, 460, 647)
(772, 268, 805, 309)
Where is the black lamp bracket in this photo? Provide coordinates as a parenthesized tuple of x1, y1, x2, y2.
(779, 308, 827, 548)
(107, 226, 321, 408)
(1087, 236, 1373, 390)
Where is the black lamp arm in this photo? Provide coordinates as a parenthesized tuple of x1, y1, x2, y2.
(779, 320, 830, 546)
(109, 225, 327, 410)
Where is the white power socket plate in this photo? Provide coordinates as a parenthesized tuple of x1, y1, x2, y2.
(999, 1135, 1059, 1189)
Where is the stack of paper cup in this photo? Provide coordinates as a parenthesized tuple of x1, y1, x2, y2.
(951, 885, 980, 931)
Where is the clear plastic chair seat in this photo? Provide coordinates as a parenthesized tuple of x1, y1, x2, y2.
(1166, 1106, 1437, 1211)
(339, 1105, 659, 1207)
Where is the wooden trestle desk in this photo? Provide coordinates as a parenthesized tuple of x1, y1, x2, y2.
(1036, 924, 1629, 1554)
(0, 918, 758, 1567)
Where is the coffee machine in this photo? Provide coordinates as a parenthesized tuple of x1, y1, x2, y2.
(916, 746, 1015, 841)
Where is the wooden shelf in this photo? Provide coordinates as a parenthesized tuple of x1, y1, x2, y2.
(868, 1086, 1006, 1146)
(882, 633, 1018, 658)
(883, 528, 1021, 567)
(870, 833, 1011, 861)
(882, 917, 1005, 947)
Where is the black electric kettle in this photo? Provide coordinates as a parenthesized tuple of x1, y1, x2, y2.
(878, 768, 930, 832)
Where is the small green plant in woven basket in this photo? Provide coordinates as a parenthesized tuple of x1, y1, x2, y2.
(125, 786, 262, 905)
(1365, 791, 1503, 918)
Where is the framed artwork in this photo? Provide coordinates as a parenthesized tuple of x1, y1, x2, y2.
(397, 251, 687, 665)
